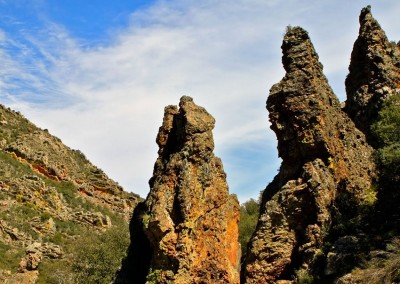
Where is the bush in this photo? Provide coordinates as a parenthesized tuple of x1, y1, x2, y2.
(371, 93, 400, 229)
(36, 259, 74, 284)
(371, 94, 400, 181)
(38, 224, 130, 284)
(296, 269, 314, 284)
(0, 241, 24, 272)
(70, 225, 130, 283)
(239, 198, 260, 256)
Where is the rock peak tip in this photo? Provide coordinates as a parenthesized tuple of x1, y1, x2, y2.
(360, 5, 372, 21)
(179, 95, 193, 103)
(284, 26, 309, 42)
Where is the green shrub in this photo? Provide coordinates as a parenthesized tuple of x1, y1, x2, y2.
(69, 225, 130, 283)
(36, 259, 74, 284)
(371, 94, 400, 181)
(239, 198, 260, 256)
(371, 93, 400, 230)
(38, 223, 130, 283)
(296, 269, 314, 284)
(0, 241, 24, 272)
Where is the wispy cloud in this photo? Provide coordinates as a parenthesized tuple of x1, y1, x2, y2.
(0, 0, 399, 202)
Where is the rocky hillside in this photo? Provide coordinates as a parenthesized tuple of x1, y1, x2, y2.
(0, 104, 141, 283)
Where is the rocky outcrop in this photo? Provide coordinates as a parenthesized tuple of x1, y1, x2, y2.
(344, 6, 400, 145)
(18, 242, 63, 272)
(5, 128, 138, 219)
(242, 27, 376, 283)
(117, 96, 240, 283)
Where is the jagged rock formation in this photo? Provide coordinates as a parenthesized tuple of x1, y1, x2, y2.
(0, 104, 140, 282)
(344, 5, 400, 145)
(117, 96, 240, 283)
(242, 27, 376, 283)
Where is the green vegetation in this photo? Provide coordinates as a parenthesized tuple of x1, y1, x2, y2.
(38, 225, 130, 284)
(238, 198, 260, 256)
(0, 204, 40, 240)
(296, 269, 314, 284)
(0, 241, 24, 272)
(371, 93, 400, 230)
(73, 226, 128, 282)
(0, 150, 36, 177)
(371, 94, 400, 181)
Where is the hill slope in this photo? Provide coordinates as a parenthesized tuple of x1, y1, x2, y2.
(0, 104, 141, 283)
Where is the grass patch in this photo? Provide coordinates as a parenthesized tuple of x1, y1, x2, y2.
(0, 241, 24, 272)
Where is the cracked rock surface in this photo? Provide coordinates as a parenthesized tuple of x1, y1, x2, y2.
(345, 6, 400, 145)
(242, 26, 376, 283)
(117, 96, 240, 284)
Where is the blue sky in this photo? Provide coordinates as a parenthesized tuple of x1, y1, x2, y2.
(0, 0, 399, 203)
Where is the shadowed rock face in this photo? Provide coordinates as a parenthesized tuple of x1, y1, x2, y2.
(242, 27, 376, 283)
(117, 96, 240, 284)
(345, 6, 400, 145)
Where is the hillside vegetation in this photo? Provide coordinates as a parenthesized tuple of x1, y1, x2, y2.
(0, 105, 141, 283)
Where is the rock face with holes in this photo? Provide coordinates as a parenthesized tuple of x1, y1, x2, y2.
(117, 96, 240, 284)
(242, 26, 376, 283)
(344, 5, 400, 145)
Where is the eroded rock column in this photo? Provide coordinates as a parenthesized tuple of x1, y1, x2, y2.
(345, 6, 400, 144)
(242, 27, 376, 283)
(118, 96, 240, 284)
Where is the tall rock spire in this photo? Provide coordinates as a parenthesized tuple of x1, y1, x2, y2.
(345, 6, 400, 144)
(242, 27, 376, 283)
(117, 96, 240, 283)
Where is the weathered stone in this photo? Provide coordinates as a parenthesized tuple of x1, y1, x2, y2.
(117, 96, 240, 283)
(0, 220, 32, 244)
(0, 270, 39, 284)
(344, 6, 400, 145)
(18, 252, 42, 272)
(242, 27, 376, 283)
(17, 241, 63, 274)
(72, 211, 112, 228)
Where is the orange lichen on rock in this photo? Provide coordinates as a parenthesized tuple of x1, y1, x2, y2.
(116, 96, 240, 284)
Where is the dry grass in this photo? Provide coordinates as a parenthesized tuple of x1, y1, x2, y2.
(340, 238, 400, 284)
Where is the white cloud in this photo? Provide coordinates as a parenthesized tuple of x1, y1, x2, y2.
(0, 29, 5, 42)
(0, 0, 399, 202)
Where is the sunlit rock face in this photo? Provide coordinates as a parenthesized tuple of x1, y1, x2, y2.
(344, 6, 400, 145)
(118, 96, 240, 284)
(242, 26, 376, 283)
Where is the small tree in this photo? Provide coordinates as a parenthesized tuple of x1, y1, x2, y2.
(238, 198, 260, 257)
(371, 93, 400, 232)
(371, 94, 400, 181)
(70, 226, 130, 284)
